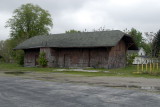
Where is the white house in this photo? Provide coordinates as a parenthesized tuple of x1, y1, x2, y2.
(128, 47, 150, 64)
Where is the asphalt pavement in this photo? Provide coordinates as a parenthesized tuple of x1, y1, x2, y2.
(0, 76, 160, 107)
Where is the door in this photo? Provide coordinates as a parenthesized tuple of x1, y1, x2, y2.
(64, 54, 70, 68)
(35, 55, 39, 66)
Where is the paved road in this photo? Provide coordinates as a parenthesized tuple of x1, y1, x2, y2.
(0, 76, 160, 107)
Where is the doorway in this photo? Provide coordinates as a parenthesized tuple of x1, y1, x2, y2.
(64, 54, 70, 68)
(35, 55, 39, 66)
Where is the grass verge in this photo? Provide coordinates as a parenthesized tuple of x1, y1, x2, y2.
(0, 63, 160, 78)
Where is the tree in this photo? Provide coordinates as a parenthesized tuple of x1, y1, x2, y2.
(124, 28, 151, 55)
(6, 3, 53, 41)
(66, 29, 81, 33)
(0, 39, 18, 62)
(127, 53, 137, 65)
(128, 28, 143, 47)
(5, 3, 53, 65)
(0, 40, 4, 62)
(152, 30, 160, 57)
(0, 40, 4, 53)
(0, 38, 24, 64)
(141, 41, 151, 56)
(145, 32, 156, 57)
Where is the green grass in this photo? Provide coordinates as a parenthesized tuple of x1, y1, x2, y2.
(0, 63, 160, 78)
(0, 63, 56, 72)
(61, 66, 160, 78)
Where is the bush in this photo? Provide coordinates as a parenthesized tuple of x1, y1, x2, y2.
(37, 52, 48, 67)
(17, 53, 24, 66)
(0, 55, 5, 63)
(127, 53, 137, 65)
(15, 50, 24, 66)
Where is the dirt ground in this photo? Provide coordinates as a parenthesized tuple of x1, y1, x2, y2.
(1, 71, 160, 91)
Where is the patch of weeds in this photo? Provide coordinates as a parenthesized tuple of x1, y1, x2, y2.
(84, 68, 107, 72)
(142, 71, 160, 76)
(4, 71, 25, 75)
(133, 72, 142, 74)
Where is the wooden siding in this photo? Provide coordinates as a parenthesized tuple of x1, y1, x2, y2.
(23, 40, 127, 69)
(56, 48, 110, 68)
(24, 49, 39, 67)
(40, 48, 57, 67)
(55, 39, 126, 68)
(108, 40, 126, 68)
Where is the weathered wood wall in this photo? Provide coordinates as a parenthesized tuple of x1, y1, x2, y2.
(108, 40, 126, 68)
(24, 49, 39, 67)
(40, 48, 57, 67)
(23, 40, 127, 69)
(55, 39, 126, 68)
(56, 48, 110, 68)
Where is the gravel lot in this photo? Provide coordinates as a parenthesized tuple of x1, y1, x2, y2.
(0, 76, 160, 107)
(5, 71, 160, 90)
(1, 71, 160, 91)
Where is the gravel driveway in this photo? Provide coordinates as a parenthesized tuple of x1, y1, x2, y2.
(0, 76, 160, 107)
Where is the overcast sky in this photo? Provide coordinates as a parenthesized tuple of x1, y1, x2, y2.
(0, 0, 160, 40)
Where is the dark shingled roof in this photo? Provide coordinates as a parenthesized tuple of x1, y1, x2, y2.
(14, 30, 138, 50)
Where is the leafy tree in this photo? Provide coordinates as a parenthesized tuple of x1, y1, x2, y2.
(127, 53, 138, 65)
(124, 28, 151, 55)
(4, 3, 53, 65)
(0, 40, 4, 58)
(0, 40, 4, 50)
(0, 39, 24, 64)
(145, 32, 156, 57)
(0, 39, 18, 62)
(141, 41, 151, 56)
(152, 30, 160, 57)
(0, 40, 5, 62)
(0, 39, 11, 62)
(66, 29, 81, 33)
(6, 3, 53, 41)
(127, 28, 143, 47)
(15, 50, 24, 66)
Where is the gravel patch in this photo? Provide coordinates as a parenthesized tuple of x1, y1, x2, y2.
(54, 68, 109, 72)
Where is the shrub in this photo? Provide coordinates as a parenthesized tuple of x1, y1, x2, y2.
(15, 50, 24, 66)
(0, 55, 5, 63)
(37, 52, 48, 67)
(127, 53, 137, 65)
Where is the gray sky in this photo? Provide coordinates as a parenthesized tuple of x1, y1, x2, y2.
(0, 0, 160, 40)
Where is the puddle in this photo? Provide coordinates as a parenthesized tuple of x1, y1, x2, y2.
(127, 85, 160, 91)
(141, 86, 160, 91)
(104, 85, 160, 92)
(4, 71, 25, 75)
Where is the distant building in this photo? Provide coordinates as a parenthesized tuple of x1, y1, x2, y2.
(128, 47, 150, 64)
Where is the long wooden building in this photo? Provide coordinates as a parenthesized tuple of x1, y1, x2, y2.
(15, 30, 138, 69)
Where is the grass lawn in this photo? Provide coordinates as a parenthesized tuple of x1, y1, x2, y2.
(0, 63, 160, 78)
(0, 63, 55, 72)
